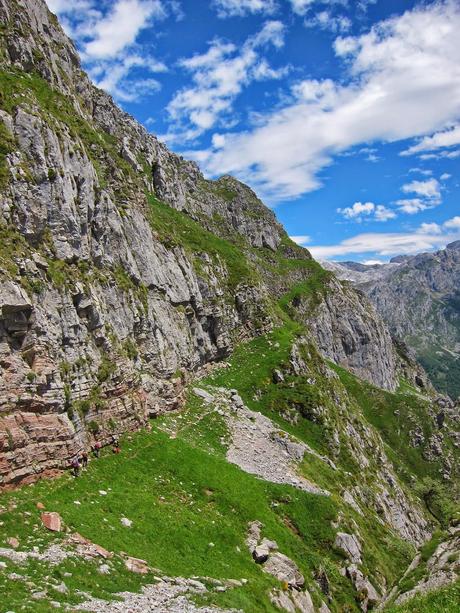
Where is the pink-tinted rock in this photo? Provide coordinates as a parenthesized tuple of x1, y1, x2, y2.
(69, 532, 113, 559)
(7, 536, 19, 548)
(125, 556, 149, 574)
(41, 511, 62, 532)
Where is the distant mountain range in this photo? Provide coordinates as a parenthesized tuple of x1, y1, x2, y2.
(322, 241, 460, 399)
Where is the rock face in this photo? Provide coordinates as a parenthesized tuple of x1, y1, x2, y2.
(0, 0, 401, 486)
(322, 243, 460, 398)
(303, 277, 398, 390)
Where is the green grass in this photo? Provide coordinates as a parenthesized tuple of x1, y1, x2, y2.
(387, 580, 460, 613)
(0, 118, 15, 188)
(0, 323, 444, 612)
(0, 424, 342, 612)
(331, 364, 445, 486)
(147, 194, 256, 289)
(418, 346, 460, 400)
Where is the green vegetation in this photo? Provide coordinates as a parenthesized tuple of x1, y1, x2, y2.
(112, 265, 149, 312)
(387, 580, 460, 613)
(415, 478, 457, 528)
(278, 268, 332, 315)
(0, 425, 342, 612)
(147, 194, 256, 289)
(97, 357, 116, 383)
(331, 364, 447, 488)
(418, 346, 460, 400)
(0, 118, 15, 188)
(1, 320, 438, 612)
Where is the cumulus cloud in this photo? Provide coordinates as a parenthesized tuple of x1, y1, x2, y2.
(304, 215, 460, 259)
(212, 0, 278, 18)
(187, 1, 460, 201)
(444, 216, 460, 229)
(395, 178, 442, 214)
(289, 0, 349, 15)
(304, 11, 351, 34)
(290, 234, 312, 244)
(401, 178, 441, 201)
(338, 201, 396, 222)
(45, 0, 167, 101)
(163, 21, 287, 143)
(401, 124, 460, 156)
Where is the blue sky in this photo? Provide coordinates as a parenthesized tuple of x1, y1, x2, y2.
(46, 0, 459, 262)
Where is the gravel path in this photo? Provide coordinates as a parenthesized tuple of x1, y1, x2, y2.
(225, 403, 329, 496)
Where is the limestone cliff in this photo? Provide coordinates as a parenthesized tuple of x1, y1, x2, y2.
(0, 0, 400, 486)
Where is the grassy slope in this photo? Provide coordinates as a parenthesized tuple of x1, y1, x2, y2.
(387, 580, 460, 613)
(1, 320, 432, 613)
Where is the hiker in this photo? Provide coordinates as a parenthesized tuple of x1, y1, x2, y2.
(111, 434, 119, 446)
(93, 440, 102, 457)
(112, 444, 121, 454)
(71, 456, 81, 477)
(81, 451, 88, 468)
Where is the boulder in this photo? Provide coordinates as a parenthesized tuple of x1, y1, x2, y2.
(335, 532, 362, 564)
(41, 512, 62, 532)
(125, 556, 149, 574)
(291, 589, 315, 613)
(270, 589, 296, 613)
(347, 564, 380, 611)
(263, 552, 305, 588)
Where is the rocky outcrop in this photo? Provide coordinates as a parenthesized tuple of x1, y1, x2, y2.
(303, 278, 398, 390)
(394, 525, 460, 606)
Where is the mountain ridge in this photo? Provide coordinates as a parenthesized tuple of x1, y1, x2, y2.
(322, 242, 460, 399)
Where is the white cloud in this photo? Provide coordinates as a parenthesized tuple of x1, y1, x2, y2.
(444, 216, 460, 229)
(305, 215, 460, 259)
(83, 0, 164, 60)
(396, 178, 442, 214)
(394, 199, 429, 215)
(91, 54, 166, 102)
(289, 0, 315, 15)
(163, 21, 287, 142)
(401, 124, 460, 156)
(418, 222, 442, 235)
(188, 1, 460, 201)
(305, 10, 351, 34)
(408, 167, 432, 176)
(290, 234, 312, 244)
(45, 0, 167, 101)
(339, 201, 375, 219)
(401, 178, 441, 201)
(440, 173, 451, 180)
(289, 0, 375, 17)
(419, 149, 460, 160)
(374, 205, 396, 221)
(338, 201, 395, 222)
(212, 0, 278, 17)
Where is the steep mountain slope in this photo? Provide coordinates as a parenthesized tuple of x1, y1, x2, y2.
(322, 242, 460, 398)
(0, 1, 459, 612)
(0, 0, 401, 487)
